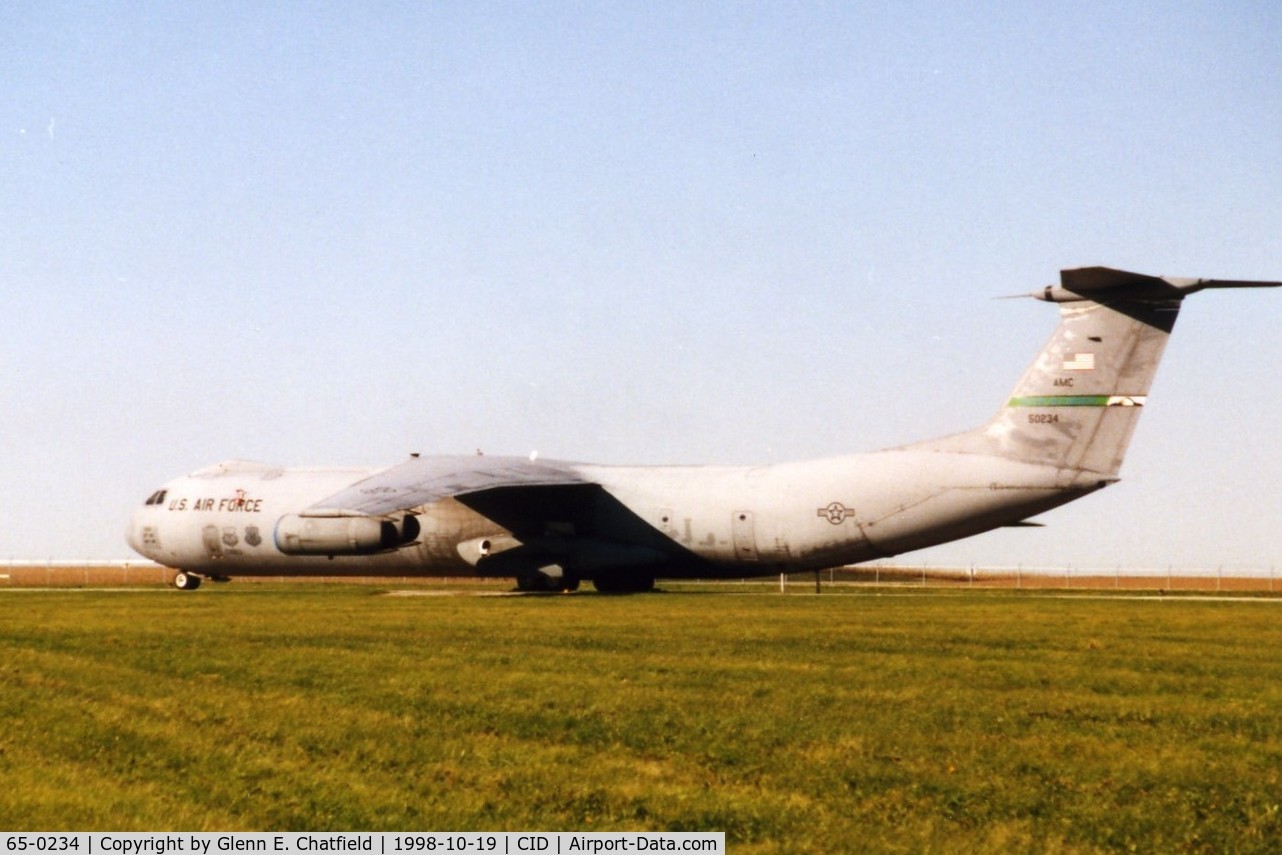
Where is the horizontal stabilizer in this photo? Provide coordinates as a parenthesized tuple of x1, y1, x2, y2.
(1026, 267, 1282, 303)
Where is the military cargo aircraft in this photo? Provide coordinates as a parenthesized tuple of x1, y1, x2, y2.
(128, 267, 1278, 592)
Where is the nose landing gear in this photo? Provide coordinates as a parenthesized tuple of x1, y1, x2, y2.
(173, 571, 203, 591)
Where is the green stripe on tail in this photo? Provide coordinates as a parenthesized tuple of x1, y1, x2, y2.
(1008, 395, 1147, 407)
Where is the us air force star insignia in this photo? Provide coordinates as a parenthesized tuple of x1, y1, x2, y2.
(818, 502, 854, 524)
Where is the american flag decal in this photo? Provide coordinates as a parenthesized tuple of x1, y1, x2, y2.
(1062, 352, 1096, 371)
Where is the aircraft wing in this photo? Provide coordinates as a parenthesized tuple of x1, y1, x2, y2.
(303, 454, 678, 571)
(302, 454, 593, 519)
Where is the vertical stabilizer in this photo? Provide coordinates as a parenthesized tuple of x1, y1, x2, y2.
(921, 267, 1279, 478)
(987, 296, 1178, 476)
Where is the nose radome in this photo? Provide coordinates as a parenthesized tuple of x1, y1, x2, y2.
(126, 509, 150, 558)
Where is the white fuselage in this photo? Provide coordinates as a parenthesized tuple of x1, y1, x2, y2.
(127, 450, 1102, 579)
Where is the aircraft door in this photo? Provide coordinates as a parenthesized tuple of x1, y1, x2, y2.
(732, 511, 758, 562)
(655, 508, 679, 538)
(202, 525, 224, 560)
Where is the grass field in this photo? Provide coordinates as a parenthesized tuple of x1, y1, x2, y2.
(2, 586, 1282, 853)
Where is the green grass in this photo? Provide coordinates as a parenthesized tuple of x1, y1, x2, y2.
(3, 587, 1282, 853)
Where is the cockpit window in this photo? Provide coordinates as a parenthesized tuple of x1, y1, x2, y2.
(144, 490, 168, 506)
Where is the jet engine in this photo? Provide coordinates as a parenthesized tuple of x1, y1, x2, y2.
(275, 514, 420, 555)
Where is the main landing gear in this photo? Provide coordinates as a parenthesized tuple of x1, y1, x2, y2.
(515, 574, 581, 593)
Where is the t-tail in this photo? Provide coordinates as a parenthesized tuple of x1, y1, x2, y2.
(931, 267, 1280, 478)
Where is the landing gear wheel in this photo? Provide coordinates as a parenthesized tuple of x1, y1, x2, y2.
(173, 572, 202, 591)
(515, 574, 580, 593)
(592, 575, 655, 594)
(515, 575, 549, 593)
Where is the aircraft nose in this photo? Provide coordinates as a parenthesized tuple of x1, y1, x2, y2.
(125, 512, 142, 555)
(126, 507, 152, 558)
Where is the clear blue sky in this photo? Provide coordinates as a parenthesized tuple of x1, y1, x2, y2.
(4, 3, 1281, 569)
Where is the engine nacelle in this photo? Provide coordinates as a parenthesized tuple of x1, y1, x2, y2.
(275, 514, 419, 556)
